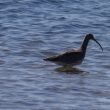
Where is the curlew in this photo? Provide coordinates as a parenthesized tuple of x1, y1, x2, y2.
(44, 33, 103, 68)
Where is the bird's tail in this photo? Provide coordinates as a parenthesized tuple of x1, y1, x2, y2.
(43, 57, 55, 61)
(43, 58, 48, 61)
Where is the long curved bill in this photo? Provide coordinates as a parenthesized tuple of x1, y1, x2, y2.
(93, 38, 103, 51)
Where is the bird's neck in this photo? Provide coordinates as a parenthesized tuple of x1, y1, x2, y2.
(80, 38, 90, 53)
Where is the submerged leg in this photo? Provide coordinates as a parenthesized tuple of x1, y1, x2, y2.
(64, 65, 73, 70)
(55, 65, 73, 72)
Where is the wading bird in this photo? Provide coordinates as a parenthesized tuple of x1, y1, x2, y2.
(44, 34, 103, 69)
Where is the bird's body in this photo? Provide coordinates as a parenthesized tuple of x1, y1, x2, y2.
(44, 49, 84, 66)
(44, 34, 103, 67)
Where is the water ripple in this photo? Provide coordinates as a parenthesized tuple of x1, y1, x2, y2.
(0, 0, 110, 110)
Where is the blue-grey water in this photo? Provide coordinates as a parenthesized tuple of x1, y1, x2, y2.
(0, 0, 110, 110)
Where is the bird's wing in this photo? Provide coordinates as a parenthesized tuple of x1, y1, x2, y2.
(44, 50, 82, 62)
(43, 54, 61, 61)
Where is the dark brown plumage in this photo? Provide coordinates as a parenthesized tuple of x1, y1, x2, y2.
(44, 33, 103, 67)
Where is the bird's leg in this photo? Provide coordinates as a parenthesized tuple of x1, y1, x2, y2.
(63, 65, 73, 71)
(56, 65, 73, 72)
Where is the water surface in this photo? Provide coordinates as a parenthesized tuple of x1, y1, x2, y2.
(0, 0, 110, 110)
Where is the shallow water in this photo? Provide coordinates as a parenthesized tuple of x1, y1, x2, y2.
(0, 0, 110, 110)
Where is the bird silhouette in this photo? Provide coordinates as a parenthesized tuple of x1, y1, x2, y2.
(44, 33, 103, 68)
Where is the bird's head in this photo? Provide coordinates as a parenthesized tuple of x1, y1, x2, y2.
(85, 33, 103, 51)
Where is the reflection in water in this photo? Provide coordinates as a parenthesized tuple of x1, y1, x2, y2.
(55, 66, 86, 74)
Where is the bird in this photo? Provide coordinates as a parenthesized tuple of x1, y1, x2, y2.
(44, 33, 103, 68)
